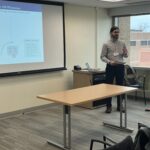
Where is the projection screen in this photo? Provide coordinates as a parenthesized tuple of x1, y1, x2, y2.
(0, 0, 66, 77)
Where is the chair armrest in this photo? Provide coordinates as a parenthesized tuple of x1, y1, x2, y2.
(103, 135, 117, 144)
(90, 139, 113, 150)
(90, 136, 116, 150)
(90, 135, 134, 150)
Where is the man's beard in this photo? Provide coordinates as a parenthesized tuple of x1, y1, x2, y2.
(112, 35, 119, 40)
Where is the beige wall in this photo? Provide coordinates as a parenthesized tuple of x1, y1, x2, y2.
(0, 5, 112, 114)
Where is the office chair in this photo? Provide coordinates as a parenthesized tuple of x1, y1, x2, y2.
(90, 135, 134, 150)
(138, 122, 148, 129)
(134, 122, 150, 150)
(124, 65, 146, 105)
(90, 123, 150, 150)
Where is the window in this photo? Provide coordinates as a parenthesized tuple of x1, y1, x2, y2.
(141, 40, 147, 46)
(130, 41, 136, 46)
(114, 14, 150, 66)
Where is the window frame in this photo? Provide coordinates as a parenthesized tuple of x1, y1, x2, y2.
(113, 14, 150, 67)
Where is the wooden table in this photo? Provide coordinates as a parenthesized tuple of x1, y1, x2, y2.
(37, 83, 137, 150)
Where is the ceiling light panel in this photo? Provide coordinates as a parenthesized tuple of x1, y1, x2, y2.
(100, 0, 125, 2)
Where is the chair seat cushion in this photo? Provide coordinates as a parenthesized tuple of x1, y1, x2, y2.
(130, 84, 141, 88)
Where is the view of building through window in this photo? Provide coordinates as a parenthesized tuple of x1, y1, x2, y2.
(115, 14, 150, 67)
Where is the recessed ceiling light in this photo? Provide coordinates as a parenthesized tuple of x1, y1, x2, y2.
(100, 0, 124, 1)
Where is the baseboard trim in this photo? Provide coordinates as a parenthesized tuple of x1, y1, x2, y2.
(0, 103, 57, 119)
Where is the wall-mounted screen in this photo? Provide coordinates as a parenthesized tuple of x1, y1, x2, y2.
(0, 0, 66, 77)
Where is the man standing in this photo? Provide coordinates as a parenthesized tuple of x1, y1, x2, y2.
(101, 26, 128, 113)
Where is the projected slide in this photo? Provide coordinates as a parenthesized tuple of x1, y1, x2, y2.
(0, 1, 44, 65)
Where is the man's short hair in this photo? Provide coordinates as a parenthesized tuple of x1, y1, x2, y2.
(110, 26, 119, 33)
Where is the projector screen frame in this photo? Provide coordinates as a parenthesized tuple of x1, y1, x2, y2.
(0, 0, 66, 77)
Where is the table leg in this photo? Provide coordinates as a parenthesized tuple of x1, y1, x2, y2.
(47, 105, 72, 150)
(103, 94, 133, 132)
(120, 95, 123, 128)
(124, 94, 127, 128)
(64, 105, 71, 149)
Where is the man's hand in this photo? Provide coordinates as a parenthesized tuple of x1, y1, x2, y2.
(109, 60, 118, 65)
(123, 48, 128, 56)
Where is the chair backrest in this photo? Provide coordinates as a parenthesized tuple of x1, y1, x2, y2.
(124, 65, 137, 85)
(105, 136, 134, 150)
(134, 126, 150, 150)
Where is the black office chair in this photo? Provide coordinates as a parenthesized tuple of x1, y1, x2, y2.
(134, 123, 150, 150)
(124, 65, 146, 105)
(90, 135, 134, 150)
(90, 123, 150, 150)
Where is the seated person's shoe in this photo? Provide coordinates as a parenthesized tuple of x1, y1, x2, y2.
(145, 108, 150, 111)
(117, 107, 125, 113)
(105, 106, 112, 113)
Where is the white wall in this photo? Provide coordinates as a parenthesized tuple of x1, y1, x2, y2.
(96, 8, 112, 70)
(0, 4, 112, 114)
(65, 5, 96, 69)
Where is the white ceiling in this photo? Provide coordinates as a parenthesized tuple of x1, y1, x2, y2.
(46, 0, 150, 8)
